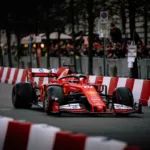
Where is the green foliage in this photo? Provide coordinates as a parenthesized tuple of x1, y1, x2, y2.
(1, 0, 149, 35)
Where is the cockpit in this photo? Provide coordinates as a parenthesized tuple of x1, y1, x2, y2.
(59, 74, 87, 84)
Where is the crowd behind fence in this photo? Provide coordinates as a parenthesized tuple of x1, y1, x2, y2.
(2, 33, 150, 60)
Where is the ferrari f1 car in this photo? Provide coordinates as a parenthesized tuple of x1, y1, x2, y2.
(12, 65, 142, 116)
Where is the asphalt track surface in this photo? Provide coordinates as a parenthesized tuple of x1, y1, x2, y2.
(0, 83, 150, 150)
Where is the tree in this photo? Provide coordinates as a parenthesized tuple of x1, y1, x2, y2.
(69, 0, 76, 72)
(44, 10, 51, 69)
(143, 0, 148, 45)
(11, 11, 22, 68)
(44, 0, 67, 68)
(6, 14, 13, 67)
(87, 0, 94, 75)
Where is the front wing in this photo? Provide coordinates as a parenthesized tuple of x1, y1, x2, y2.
(51, 103, 143, 116)
(57, 107, 142, 115)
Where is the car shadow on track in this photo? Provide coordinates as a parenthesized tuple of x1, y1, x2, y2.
(30, 107, 44, 112)
(53, 114, 143, 118)
(30, 107, 143, 119)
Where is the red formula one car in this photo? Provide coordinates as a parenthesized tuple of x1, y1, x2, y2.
(43, 74, 142, 116)
(12, 65, 142, 116)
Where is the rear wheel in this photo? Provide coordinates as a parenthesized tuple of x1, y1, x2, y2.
(12, 83, 34, 109)
(43, 86, 65, 115)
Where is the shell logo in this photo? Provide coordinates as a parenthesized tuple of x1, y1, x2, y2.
(87, 91, 97, 95)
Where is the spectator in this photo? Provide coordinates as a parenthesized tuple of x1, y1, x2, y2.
(110, 23, 122, 44)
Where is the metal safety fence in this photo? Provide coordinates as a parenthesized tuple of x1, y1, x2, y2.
(1, 55, 150, 79)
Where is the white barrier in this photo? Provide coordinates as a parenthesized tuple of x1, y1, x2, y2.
(0, 116, 140, 150)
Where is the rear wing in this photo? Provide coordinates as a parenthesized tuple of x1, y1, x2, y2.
(26, 68, 58, 82)
(29, 68, 53, 74)
(26, 67, 73, 82)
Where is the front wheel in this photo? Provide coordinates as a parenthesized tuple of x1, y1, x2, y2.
(43, 86, 64, 115)
(112, 87, 134, 116)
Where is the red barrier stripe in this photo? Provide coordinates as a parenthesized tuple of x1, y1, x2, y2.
(95, 76, 103, 91)
(86, 75, 90, 83)
(95, 76, 103, 83)
(69, 134, 87, 150)
(12, 69, 19, 85)
(124, 146, 141, 150)
(139, 80, 150, 106)
(21, 70, 27, 83)
(53, 132, 72, 150)
(108, 77, 119, 95)
(53, 133, 88, 150)
(0, 67, 4, 82)
(125, 78, 135, 91)
(5, 68, 11, 83)
(3, 121, 32, 150)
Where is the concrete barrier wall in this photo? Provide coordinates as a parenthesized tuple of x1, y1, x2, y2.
(0, 116, 141, 150)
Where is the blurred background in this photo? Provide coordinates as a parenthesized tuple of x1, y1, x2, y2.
(0, 0, 150, 78)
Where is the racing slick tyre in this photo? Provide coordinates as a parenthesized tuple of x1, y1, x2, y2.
(112, 87, 134, 116)
(12, 83, 34, 109)
(44, 86, 64, 116)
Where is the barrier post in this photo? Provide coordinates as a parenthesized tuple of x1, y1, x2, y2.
(103, 37, 106, 76)
(107, 64, 109, 76)
(76, 56, 82, 73)
(138, 65, 141, 79)
(29, 35, 34, 68)
(147, 66, 149, 80)
(99, 66, 102, 75)
(0, 31, 4, 66)
(0, 46, 3, 66)
(28, 62, 32, 68)
(20, 61, 25, 69)
(113, 65, 117, 77)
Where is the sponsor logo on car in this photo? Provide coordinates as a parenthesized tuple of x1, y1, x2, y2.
(72, 105, 79, 109)
(87, 91, 97, 95)
(39, 68, 44, 72)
